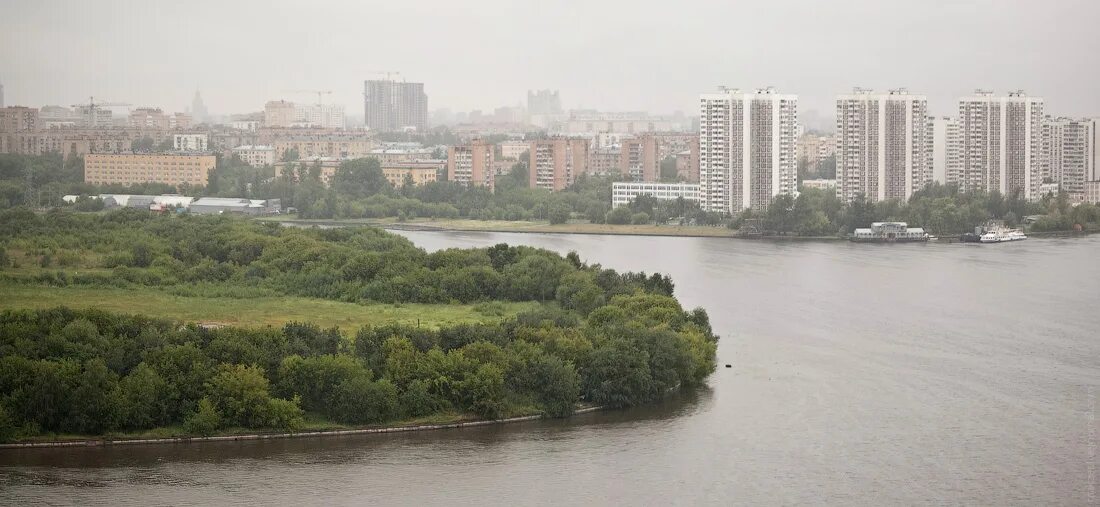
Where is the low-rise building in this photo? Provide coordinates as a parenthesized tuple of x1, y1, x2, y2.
(84, 153, 216, 186)
(382, 162, 441, 187)
(801, 179, 837, 190)
(274, 136, 375, 160)
(232, 120, 260, 131)
(232, 145, 275, 167)
(611, 182, 700, 208)
(190, 197, 281, 215)
(368, 147, 435, 164)
(499, 140, 529, 160)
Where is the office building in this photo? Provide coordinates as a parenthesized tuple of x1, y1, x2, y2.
(528, 138, 590, 191)
(84, 153, 216, 186)
(951, 90, 1044, 200)
(698, 87, 799, 213)
(364, 79, 428, 132)
(447, 139, 495, 187)
(835, 88, 933, 203)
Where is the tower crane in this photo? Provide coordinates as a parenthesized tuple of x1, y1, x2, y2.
(70, 96, 131, 128)
(284, 89, 333, 107)
(365, 70, 402, 81)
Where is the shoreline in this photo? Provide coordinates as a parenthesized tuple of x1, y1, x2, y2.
(268, 218, 1097, 242)
(0, 407, 606, 450)
(268, 218, 842, 241)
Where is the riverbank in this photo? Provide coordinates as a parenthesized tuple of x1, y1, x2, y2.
(263, 216, 1097, 242)
(261, 216, 849, 240)
(0, 407, 605, 449)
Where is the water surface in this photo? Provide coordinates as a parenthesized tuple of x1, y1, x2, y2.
(2, 233, 1097, 505)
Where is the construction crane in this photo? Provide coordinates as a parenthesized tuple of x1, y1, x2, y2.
(70, 96, 131, 128)
(284, 89, 333, 107)
(365, 70, 402, 81)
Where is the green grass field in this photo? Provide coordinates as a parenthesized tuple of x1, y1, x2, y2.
(0, 284, 537, 330)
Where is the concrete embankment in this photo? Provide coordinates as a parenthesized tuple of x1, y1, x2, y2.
(0, 407, 605, 449)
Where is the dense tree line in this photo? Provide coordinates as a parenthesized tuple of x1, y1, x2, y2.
(0, 209, 681, 306)
(0, 291, 717, 440)
(735, 184, 1100, 236)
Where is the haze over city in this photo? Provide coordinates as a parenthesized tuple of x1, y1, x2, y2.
(3, 0, 1099, 121)
(1, 1, 1099, 505)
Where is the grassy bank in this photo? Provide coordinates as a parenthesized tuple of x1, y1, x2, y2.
(262, 216, 740, 238)
(0, 283, 537, 330)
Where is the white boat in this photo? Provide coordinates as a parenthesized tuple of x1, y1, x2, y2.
(979, 227, 1027, 243)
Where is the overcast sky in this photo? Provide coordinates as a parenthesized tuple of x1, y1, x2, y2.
(2, 0, 1097, 124)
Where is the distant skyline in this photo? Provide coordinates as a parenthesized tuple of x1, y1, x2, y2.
(2, 0, 1098, 122)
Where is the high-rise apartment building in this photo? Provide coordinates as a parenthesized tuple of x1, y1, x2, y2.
(447, 139, 495, 187)
(932, 117, 960, 184)
(129, 108, 171, 129)
(528, 138, 590, 191)
(297, 103, 345, 129)
(0, 106, 38, 132)
(527, 90, 562, 115)
(620, 134, 660, 181)
(951, 90, 1044, 200)
(835, 88, 933, 203)
(364, 79, 428, 132)
(1043, 117, 1097, 202)
(698, 87, 798, 213)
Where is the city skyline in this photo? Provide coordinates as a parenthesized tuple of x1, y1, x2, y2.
(2, 1, 1099, 122)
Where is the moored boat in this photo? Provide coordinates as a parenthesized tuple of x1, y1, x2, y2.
(978, 226, 1027, 243)
(849, 222, 929, 243)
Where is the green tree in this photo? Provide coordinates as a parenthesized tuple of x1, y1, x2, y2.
(548, 202, 571, 224)
(184, 397, 222, 436)
(605, 206, 632, 224)
(329, 376, 399, 424)
(206, 364, 277, 428)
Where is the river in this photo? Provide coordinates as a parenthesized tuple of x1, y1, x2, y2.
(2, 232, 1098, 505)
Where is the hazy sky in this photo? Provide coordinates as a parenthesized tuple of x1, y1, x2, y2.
(2, 0, 1097, 123)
